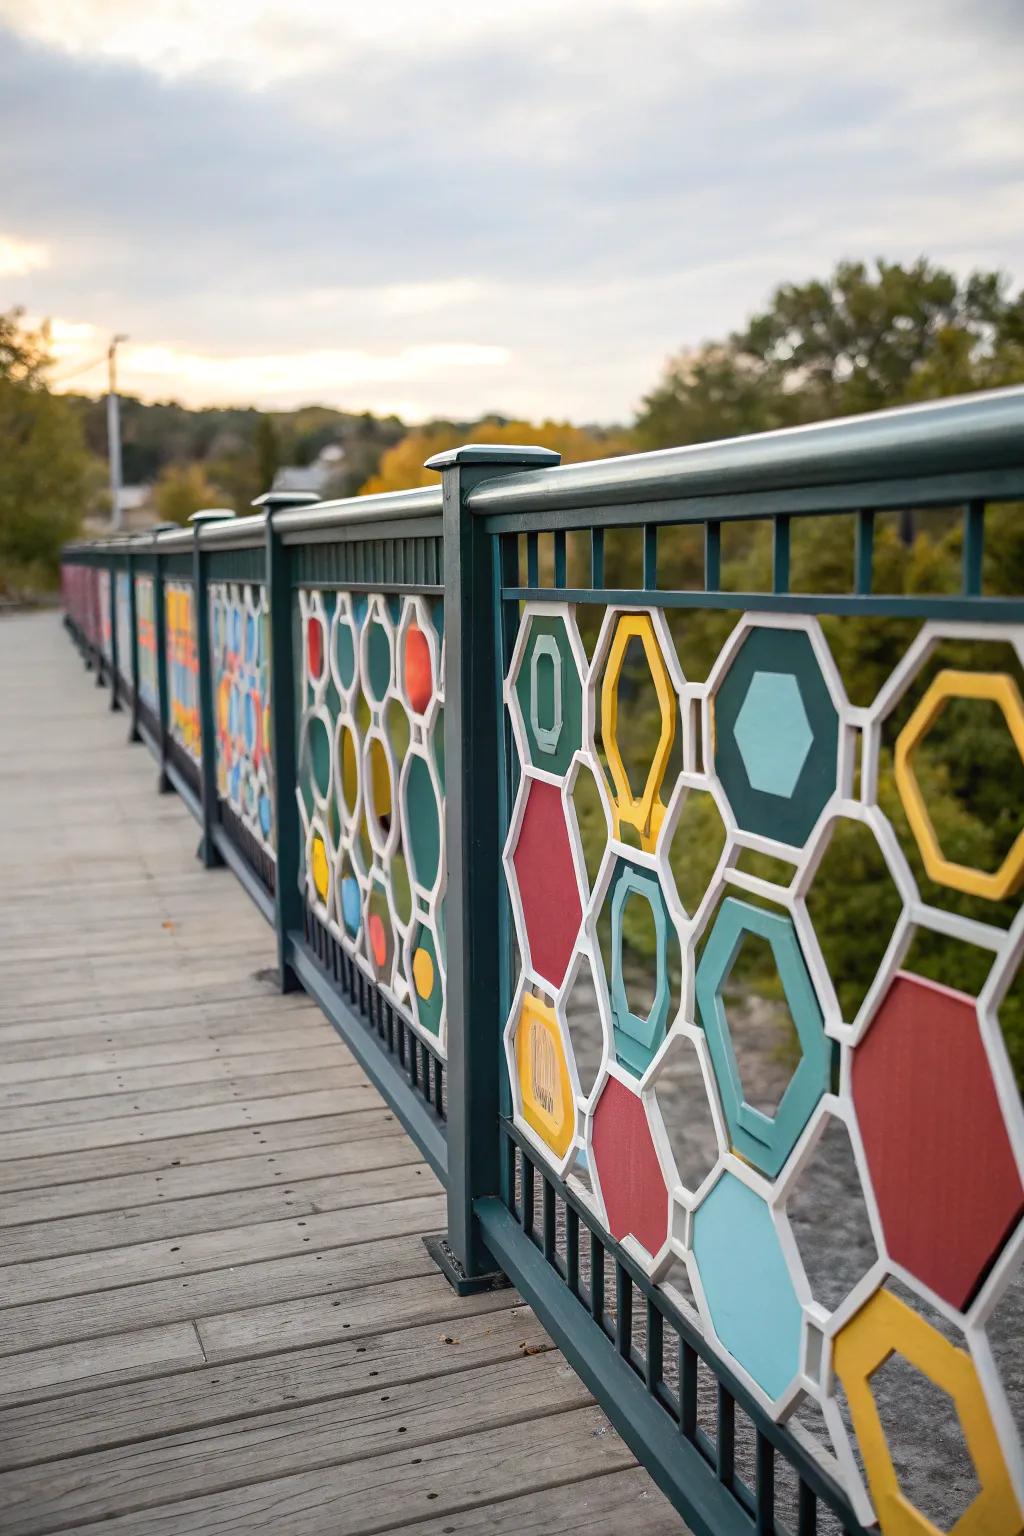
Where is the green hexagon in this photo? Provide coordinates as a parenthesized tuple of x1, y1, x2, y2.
(513, 614, 583, 776)
(714, 628, 838, 847)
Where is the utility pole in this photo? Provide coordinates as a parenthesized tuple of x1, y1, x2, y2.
(107, 334, 128, 531)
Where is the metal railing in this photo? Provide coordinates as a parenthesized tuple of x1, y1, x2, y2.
(60, 388, 1024, 1536)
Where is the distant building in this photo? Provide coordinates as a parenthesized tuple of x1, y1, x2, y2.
(271, 443, 345, 500)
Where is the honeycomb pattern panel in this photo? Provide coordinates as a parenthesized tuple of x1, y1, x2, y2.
(502, 603, 1024, 1536)
(295, 586, 447, 1057)
(209, 580, 275, 860)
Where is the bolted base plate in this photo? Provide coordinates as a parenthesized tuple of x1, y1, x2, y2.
(423, 1234, 511, 1297)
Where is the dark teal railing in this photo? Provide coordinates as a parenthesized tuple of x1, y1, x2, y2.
(61, 388, 1024, 1536)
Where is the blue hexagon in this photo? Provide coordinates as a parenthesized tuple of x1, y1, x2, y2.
(695, 897, 831, 1177)
(734, 671, 813, 798)
(693, 1171, 803, 1400)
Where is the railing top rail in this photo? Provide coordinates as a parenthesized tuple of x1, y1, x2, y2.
(271, 483, 441, 536)
(465, 384, 1024, 518)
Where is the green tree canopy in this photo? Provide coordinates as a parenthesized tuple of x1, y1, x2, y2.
(636, 259, 1024, 449)
(0, 308, 95, 594)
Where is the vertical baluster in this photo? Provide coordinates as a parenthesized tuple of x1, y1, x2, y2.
(772, 514, 791, 594)
(553, 530, 567, 589)
(797, 1478, 817, 1536)
(963, 500, 985, 596)
(542, 1177, 556, 1263)
(615, 1262, 632, 1359)
(680, 1338, 698, 1441)
(717, 1382, 735, 1488)
(705, 520, 721, 591)
(591, 527, 605, 589)
(590, 1230, 605, 1325)
(756, 1429, 776, 1536)
(646, 1299, 663, 1396)
(566, 1205, 580, 1297)
(855, 510, 875, 595)
(643, 524, 658, 590)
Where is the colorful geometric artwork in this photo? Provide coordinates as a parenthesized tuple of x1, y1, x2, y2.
(695, 896, 831, 1178)
(295, 588, 447, 1055)
(711, 624, 840, 847)
(135, 574, 158, 712)
(511, 991, 575, 1161)
(852, 972, 1023, 1309)
(834, 1288, 1022, 1536)
(165, 580, 200, 764)
(895, 670, 1024, 901)
(115, 571, 133, 686)
(97, 567, 112, 663)
(502, 605, 1024, 1533)
(209, 580, 275, 859)
(691, 1170, 804, 1402)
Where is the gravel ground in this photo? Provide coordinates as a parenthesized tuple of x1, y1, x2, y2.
(559, 969, 1022, 1532)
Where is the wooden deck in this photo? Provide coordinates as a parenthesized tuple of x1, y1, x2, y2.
(0, 612, 675, 1535)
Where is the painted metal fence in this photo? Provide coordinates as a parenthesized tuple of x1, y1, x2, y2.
(61, 388, 1024, 1536)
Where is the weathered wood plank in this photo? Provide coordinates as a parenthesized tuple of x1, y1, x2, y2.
(0, 1283, 524, 1464)
(0, 1322, 205, 1407)
(0, 1192, 446, 1307)
(0, 1086, 384, 1163)
(3, 1161, 439, 1263)
(1, 1061, 364, 1130)
(0, 1352, 589, 1536)
(0, 1132, 416, 1227)
(0, 1027, 339, 1086)
(43, 1405, 632, 1536)
(0, 1231, 438, 1354)
(0, 1108, 398, 1194)
(400, 1467, 677, 1535)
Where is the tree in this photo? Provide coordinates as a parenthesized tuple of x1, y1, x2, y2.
(360, 418, 632, 496)
(254, 414, 279, 495)
(0, 308, 96, 594)
(636, 259, 1024, 450)
(153, 462, 222, 526)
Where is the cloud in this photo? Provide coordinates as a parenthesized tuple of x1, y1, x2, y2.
(1, 0, 1022, 420)
(0, 234, 49, 278)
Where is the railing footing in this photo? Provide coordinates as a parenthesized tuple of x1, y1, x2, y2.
(423, 1234, 510, 1297)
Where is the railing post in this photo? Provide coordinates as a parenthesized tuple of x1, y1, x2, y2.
(152, 525, 174, 794)
(190, 509, 237, 868)
(126, 543, 141, 743)
(107, 553, 121, 712)
(425, 443, 561, 1292)
(256, 490, 321, 993)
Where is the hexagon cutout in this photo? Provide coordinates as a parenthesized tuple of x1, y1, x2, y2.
(692, 1169, 803, 1403)
(834, 1287, 1022, 1536)
(712, 625, 840, 848)
(507, 776, 583, 991)
(596, 855, 680, 1080)
(511, 611, 584, 776)
(590, 1072, 670, 1261)
(648, 1027, 723, 1202)
(695, 896, 831, 1177)
(895, 670, 1024, 902)
(597, 612, 680, 852)
(852, 971, 1024, 1309)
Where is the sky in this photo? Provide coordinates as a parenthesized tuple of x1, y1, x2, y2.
(1, 0, 1022, 424)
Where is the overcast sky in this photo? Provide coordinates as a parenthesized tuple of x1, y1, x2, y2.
(1, 0, 1022, 422)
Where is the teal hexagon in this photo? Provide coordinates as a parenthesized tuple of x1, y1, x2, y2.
(512, 613, 583, 776)
(599, 857, 679, 1078)
(695, 897, 831, 1178)
(734, 671, 813, 798)
(693, 1171, 803, 1400)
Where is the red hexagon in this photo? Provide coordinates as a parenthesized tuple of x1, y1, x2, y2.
(852, 971, 1023, 1309)
(510, 778, 582, 989)
(591, 1075, 669, 1257)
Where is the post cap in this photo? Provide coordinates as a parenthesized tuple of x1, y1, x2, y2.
(251, 490, 321, 510)
(424, 443, 562, 473)
(189, 507, 237, 524)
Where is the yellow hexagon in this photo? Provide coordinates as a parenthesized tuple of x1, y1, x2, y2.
(600, 613, 677, 853)
(514, 994, 575, 1160)
(895, 670, 1024, 901)
(834, 1288, 1021, 1536)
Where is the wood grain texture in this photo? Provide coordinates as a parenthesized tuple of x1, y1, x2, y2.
(0, 614, 664, 1535)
